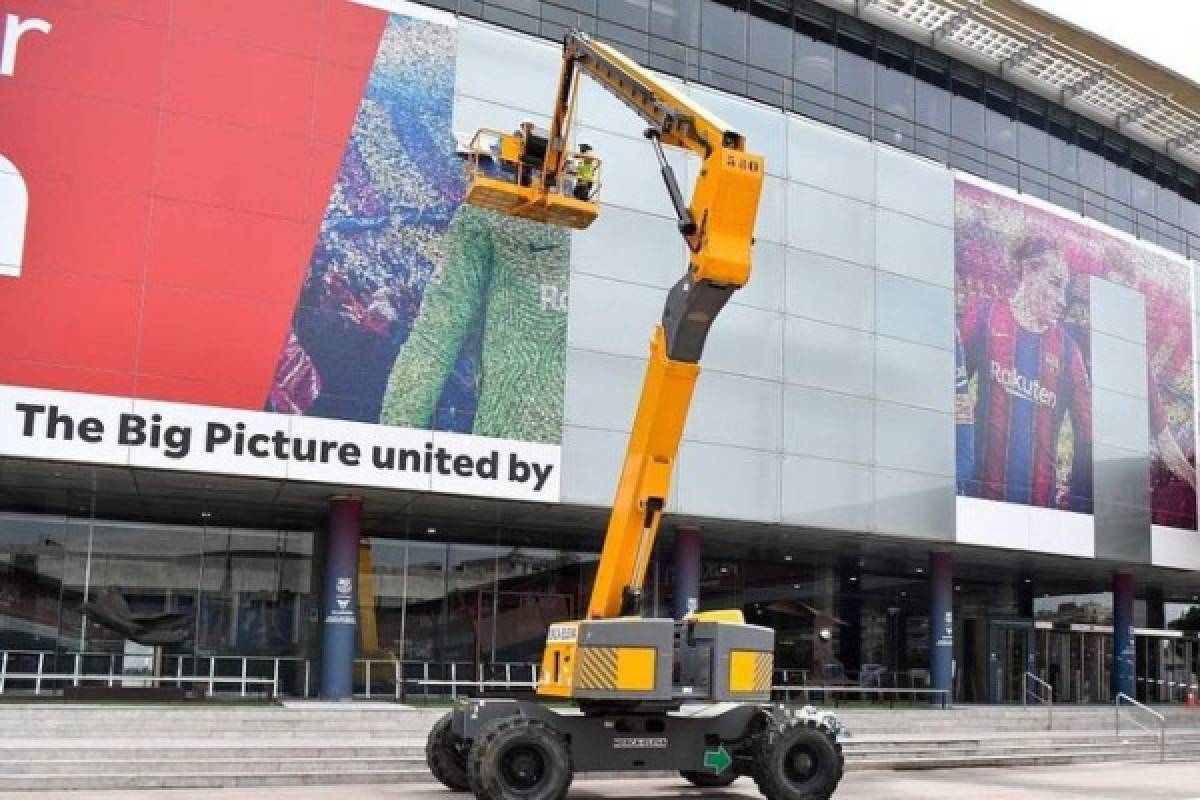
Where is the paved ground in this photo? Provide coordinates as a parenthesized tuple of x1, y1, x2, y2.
(4, 762, 1200, 800)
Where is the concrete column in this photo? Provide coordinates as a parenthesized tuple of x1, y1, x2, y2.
(929, 552, 954, 704)
(672, 527, 701, 619)
(320, 496, 362, 700)
(1113, 571, 1135, 699)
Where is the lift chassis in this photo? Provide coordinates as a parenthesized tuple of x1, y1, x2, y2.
(432, 697, 845, 800)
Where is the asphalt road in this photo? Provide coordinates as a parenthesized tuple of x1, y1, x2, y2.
(5, 762, 1200, 800)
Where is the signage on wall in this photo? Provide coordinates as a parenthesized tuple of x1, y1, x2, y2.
(0, 385, 560, 501)
(0, 2, 569, 505)
(0, 10, 50, 278)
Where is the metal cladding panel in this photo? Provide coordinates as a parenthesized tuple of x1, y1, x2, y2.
(694, 621, 775, 703)
(573, 618, 674, 700)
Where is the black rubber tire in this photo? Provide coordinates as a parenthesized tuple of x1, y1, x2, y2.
(426, 712, 471, 791)
(468, 717, 573, 800)
(680, 769, 739, 787)
(751, 718, 844, 800)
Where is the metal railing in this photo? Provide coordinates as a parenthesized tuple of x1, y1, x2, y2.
(773, 684, 952, 709)
(0, 650, 305, 698)
(353, 659, 539, 700)
(1022, 671, 1054, 730)
(1115, 692, 1166, 763)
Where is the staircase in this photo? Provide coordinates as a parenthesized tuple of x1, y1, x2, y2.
(1, 703, 1198, 790)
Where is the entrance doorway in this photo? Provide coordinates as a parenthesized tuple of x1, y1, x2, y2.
(1137, 631, 1199, 703)
(990, 620, 1112, 703)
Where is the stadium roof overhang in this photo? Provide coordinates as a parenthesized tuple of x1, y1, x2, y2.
(818, 0, 1200, 171)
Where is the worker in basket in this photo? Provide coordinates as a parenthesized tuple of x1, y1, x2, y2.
(572, 143, 598, 201)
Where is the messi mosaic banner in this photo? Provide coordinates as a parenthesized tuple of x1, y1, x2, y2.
(0, 1, 565, 499)
(955, 177, 1196, 530)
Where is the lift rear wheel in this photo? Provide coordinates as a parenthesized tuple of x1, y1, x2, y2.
(680, 769, 739, 787)
(468, 716, 573, 800)
(426, 712, 470, 791)
(751, 718, 843, 800)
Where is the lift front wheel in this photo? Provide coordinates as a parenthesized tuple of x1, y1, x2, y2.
(426, 712, 471, 791)
(468, 717, 574, 800)
(751, 719, 844, 800)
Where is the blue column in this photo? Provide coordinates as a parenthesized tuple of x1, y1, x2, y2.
(929, 552, 953, 705)
(320, 496, 362, 700)
(1113, 571, 1135, 700)
(673, 527, 701, 619)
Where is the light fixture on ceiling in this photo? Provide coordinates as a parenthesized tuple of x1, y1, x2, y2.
(784, 555, 793, 561)
(426, 526, 438, 534)
(955, 585, 961, 591)
(793, 583, 801, 590)
(1024, 578, 1032, 584)
(849, 575, 858, 582)
(915, 567, 924, 574)
(200, 511, 212, 519)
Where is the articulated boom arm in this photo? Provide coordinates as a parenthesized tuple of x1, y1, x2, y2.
(544, 33, 765, 620)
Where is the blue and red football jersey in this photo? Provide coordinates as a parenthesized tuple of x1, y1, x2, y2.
(959, 298, 1093, 511)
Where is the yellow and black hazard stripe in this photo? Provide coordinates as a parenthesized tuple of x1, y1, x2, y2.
(575, 646, 619, 690)
(730, 650, 773, 694)
(752, 651, 773, 692)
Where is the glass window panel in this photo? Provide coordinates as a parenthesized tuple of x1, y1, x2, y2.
(1018, 121, 1048, 170)
(985, 108, 1016, 157)
(1132, 173, 1156, 214)
(835, 31, 873, 105)
(481, 548, 598, 665)
(1079, 149, 1105, 192)
(950, 74, 984, 147)
(699, 50, 746, 94)
(650, 0, 698, 47)
(701, 1, 746, 61)
(541, 2, 596, 33)
(1154, 165, 1180, 227)
(555, 0, 596, 12)
(648, 36, 691, 80)
(792, 80, 835, 125)
(76, 519, 204, 656)
(362, 538, 408, 657)
(598, 0, 648, 27)
(1105, 162, 1132, 207)
(748, 14, 791, 75)
(1181, 198, 1200, 236)
(482, 5, 539, 35)
(443, 543, 497, 663)
(876, 58, 914, 122)
(597, 19, 648, 59)
(0, 513, 71, 651)
(1048, 134, 1077, 182)
(794, 28, 834, 91)
(747, 65, 786, 107)
(398, 541, 447, 663)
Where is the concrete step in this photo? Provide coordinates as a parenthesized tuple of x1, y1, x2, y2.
(0, 770, 433, 790)
(0, 756, 425, 775)
(852, 749, 1166, 771)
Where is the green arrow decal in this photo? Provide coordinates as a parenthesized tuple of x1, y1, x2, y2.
(703, 745, 732, 775)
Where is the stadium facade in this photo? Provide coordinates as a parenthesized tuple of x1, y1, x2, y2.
(3, 0, 1200, 705)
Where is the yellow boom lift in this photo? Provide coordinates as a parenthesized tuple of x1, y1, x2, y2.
(426, 31, 844, 800)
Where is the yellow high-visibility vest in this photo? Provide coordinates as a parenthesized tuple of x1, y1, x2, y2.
(575, 157, 597, 182)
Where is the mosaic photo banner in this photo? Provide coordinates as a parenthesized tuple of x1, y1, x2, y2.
(955, 177, 1196, 529)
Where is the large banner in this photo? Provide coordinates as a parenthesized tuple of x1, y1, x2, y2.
(266, 13, 569, 445)
(955, 177, 1196, 529)
(0, 2, 566, 501)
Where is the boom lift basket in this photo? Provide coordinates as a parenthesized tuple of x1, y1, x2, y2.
(463, 129, 600, 230)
